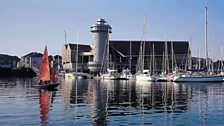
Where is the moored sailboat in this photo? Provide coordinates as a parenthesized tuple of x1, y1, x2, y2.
(34, 46, 59, 89)
(173, 73, 224, 82)
(120, 41, 135, 80)
(135, 18, 158, 82)
(157, 41, 175, 82)
(100, 30, 122, 80)
(173, 6, 224, 82)
(64, 31, 91, 80)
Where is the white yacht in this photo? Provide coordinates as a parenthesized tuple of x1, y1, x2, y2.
(120, 68, 135, 80)
(135, 18, 158, 82)
(100, 69, 121, 80)
(173, 7, 224, 83)
(135, 70, 158, 81)
(157, 72, 174, 82)
(65, 72, 92, 80)
(173, 73, 224, 82)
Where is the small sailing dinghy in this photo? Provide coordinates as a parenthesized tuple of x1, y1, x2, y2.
(34, 46, 59, 90)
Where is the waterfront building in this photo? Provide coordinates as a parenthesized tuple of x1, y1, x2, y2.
(62, 43, 91, 72)
(48, 55, 54, 64)
(0, 54, 20, 69)
(18, 52, 43, 69)
(53, 55, 62, 70)
(62, 18, 190, 74)
(54, 55, 62, 64)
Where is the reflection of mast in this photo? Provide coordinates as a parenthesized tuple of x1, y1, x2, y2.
(203, 90, 208, 126)
(162, 83, 168, 121)
(105, 80, 109, 121)
(128, 80, 132, 124)
(75, 79, 78, 122)
(61, 79, 73, 108)
(136, 82, 145, 125)
(170, 83, 175, 123)
(198, 86, 201, 123)
(197, 85, 208, 126)
(149, 81, 154, 110)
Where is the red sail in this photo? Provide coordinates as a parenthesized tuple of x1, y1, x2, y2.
(51, 68, 56, 83)
(38, 46, 50, 84)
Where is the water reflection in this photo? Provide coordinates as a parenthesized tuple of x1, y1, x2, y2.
(38, 90, 56, 126)
(61, 79, 73, 108)
(1, 77, 224, 125)
(173, 82, 224, 125)
(88, 80, 108, 125)
(60, 79, 224, 125)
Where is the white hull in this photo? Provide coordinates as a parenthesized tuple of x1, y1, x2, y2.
(65, 72, 91, 80)
(101, 76, 121, 80)
(120, 68, 135, 80)
(120, 75, 135, 80)
(136, 74, 157, 81)
(173, 75, 224, 82)
(101, 73, 122, 80)
(100, 69, 126, 80)
(157, 75, 173, 82)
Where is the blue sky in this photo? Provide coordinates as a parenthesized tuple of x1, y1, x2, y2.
(0, 0, 224, 60)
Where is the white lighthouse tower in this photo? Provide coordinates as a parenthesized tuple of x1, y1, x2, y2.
(89, 18, 112, 73)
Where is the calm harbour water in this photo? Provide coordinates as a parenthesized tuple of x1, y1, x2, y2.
(0, 77, 224, 126)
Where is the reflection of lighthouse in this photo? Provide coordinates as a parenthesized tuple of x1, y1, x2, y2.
(88, 80, 108, 125)
(89, 18, 112, 72)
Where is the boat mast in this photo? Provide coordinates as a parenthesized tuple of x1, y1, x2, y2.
(198, 47, 201, 69)
(64, 30, 67, 70)
(166, 41, 169, 73)
(129, 41, 132, 69)
(171, 41, 174, 72)
(64, 30, 67, 44)
(107, 29, 110, 70)
(152, 43, 155, 75)
(164, 40, 167, 73)
(142, 17, 147, 71)
(188, 40, 192, 70)
(162, 51, 165, 73)
(205, 6, 209, 70)
(221, 47, 223, 73)
(76, 30, 79, 73)
(57, 51, 60, 74)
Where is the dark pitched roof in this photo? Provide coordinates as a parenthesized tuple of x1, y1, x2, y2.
(31, 53, 42, 57)
(109, 40, 189, 57)
(12, 56, 21, 61)
(22, 52, 35, 57)
(48, 55, 53, 61)
(54, 55, 62, 59)
(68, 43, 91, 52)
(22, 52, 42, 58)
(0, 54, 20, 61)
